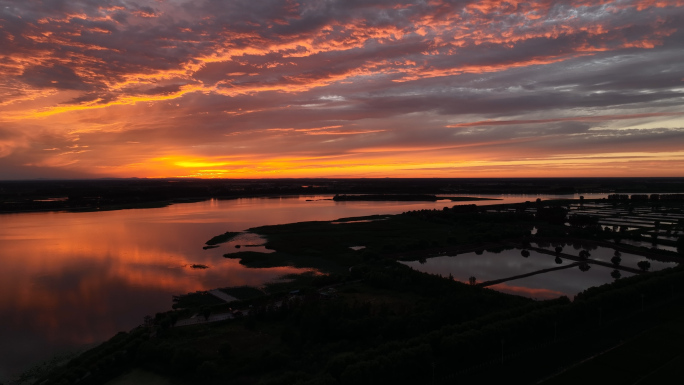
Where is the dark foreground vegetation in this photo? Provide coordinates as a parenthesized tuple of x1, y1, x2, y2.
(31, 265, 684, 385)
(3, 177, 684, 213)
(24, 193, 684, 385)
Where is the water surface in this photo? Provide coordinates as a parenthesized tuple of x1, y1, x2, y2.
(402, 247, 663, 300)
(0, 192, 606, 379)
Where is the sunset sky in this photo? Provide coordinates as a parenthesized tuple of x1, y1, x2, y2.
(1, 0, 683, 179)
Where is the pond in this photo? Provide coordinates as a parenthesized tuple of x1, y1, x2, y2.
(613, 239, 679, 253)
(488, 264, 633, 300)
(402, 248, 560, 284)
(401, 242, 677, 301)
(532, 243, 677, 272)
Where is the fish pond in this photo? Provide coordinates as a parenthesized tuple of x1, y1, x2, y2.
(403, 244, 677, 300)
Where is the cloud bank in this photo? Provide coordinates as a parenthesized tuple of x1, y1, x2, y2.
(1, 0, 683, 178)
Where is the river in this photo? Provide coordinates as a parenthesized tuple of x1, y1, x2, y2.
(0, 193, 598, 380)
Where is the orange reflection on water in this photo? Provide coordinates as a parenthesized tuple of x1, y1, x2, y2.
(0, 203, 314, 377)
(487, 282, 565, 300)
(0, 195, 602, 377)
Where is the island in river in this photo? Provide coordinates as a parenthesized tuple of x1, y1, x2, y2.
(19, 188, 684, 385)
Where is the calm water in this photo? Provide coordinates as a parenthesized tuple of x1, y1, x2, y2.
(535, 243, 676, 271)
(487, 264, 632, 300)
(0, 193, 600, 379)
(405, 244, 677, 300)
(403, 249, 560, 284)
(403, 249, 639, 300)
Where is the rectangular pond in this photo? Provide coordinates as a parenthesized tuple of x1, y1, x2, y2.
(532, 243, 677, 272)
(402, 243, 677, 301)
(488, 264, 634, 300)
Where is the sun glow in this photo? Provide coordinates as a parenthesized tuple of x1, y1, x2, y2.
(1, 0, 683, 179)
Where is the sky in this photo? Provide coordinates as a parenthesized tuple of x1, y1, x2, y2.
(1, 0, 683, 179)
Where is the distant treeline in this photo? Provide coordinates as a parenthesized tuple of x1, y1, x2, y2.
(608, 193, 684, 201)
(3, 177, 684, 213)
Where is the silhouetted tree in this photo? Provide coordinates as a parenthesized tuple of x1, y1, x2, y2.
(579, 263, 591, 272)
(611, 256, 621, 266)
(555, 246, 563, 254)
(521, 249, 530, 258)
(637, 261, 651, 271)
(611, 269, 621, 280)
(555, 257, 563, 265)
(468, 276, 476, 285)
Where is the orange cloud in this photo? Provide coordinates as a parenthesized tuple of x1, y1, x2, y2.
(0, 0, 682, 179)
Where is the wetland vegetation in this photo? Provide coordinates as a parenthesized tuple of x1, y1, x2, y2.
(205, 232, 240, 246)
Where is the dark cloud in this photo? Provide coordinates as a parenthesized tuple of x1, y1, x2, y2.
(0, 0, 683, 178)
(20, 64, 92, 90)
(140, 84, 184, 96)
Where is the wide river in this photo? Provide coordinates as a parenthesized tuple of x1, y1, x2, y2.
(0, 193, 599, 380)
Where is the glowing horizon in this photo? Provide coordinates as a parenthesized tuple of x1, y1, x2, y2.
(1, 0, 684, 179)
